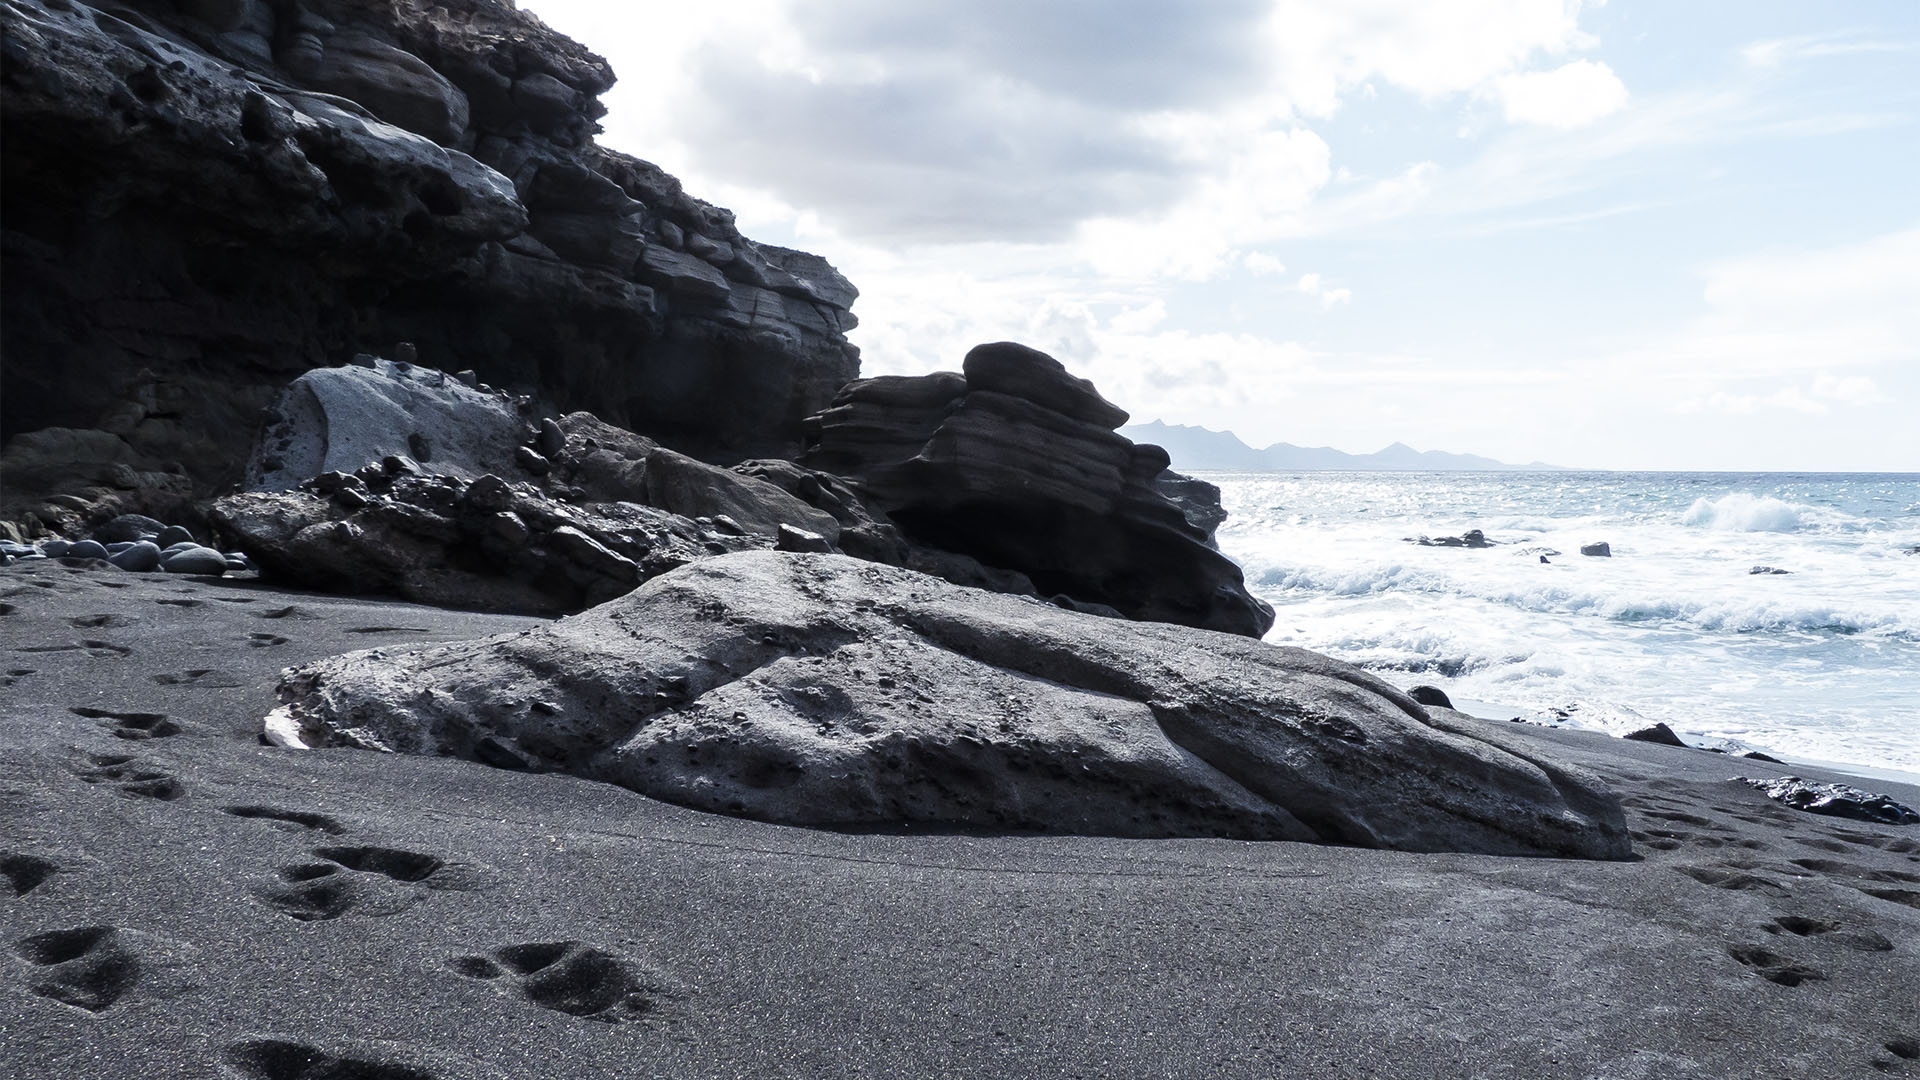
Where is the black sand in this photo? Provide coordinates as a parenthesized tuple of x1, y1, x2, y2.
(3, 563, 1916, 1078)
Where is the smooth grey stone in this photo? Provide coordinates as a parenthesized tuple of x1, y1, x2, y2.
(42, 540, 73, 556)
(1580, 541, 1612, 557)
(107, 541, 137, 554)
(537, 417, 566, 458)
(66, 540, 110, 560)
(156, 525, 195, 548)
(163, 541, 198, 554)
(160, 545, 229, 575)
(109, 541, 163, 572)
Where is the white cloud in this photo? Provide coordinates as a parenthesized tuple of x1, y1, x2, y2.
(1493, 60, 1629, 128)
(1243, 251, 1288, 276)
(1297, 272, 1353, 308)
(1742, 34, 1914, 69)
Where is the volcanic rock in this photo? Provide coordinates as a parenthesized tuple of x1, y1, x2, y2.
(1581, 542, 1612, 557)
(1740, 777, 1920, 826)
(266, 551, 1631, 858)
(1623, 723, 1688, 747)
(801, 343, 1273, 637)
(2, 0, 859, 524)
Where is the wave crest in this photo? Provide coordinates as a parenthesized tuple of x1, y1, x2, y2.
(1682, 493, 1807, 532)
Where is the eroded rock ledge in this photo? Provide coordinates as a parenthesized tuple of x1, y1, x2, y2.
(268, 550, 1632, 858)
(1, 0, 857, 531)
(804, 342, 1275, 637)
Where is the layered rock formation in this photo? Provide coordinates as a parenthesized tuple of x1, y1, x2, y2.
(803, 342, 1274, 637)
(1, 0, 858, 531)
(209, 357, 882, 613)
(266, 550, 1631, 858)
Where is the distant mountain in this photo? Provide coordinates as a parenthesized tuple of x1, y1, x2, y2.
(1123, 421, 1561, 472)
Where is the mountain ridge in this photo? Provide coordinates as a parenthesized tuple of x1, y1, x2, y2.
(1124, 420, 1562, 472)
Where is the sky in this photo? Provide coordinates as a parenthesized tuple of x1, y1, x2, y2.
(519, 1, 1919, 470)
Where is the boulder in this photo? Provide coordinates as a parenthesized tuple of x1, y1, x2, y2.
(1749, 566, 1790, 575)
(160, 545, 228, 575)
(1740, 777, 1920, 826)
(266, 551, 1631, 858)
(95, 515, 167, 544)
(1408, 685, 1454, 709)
(1411, 530, 1495, 549)
(1580, 542, 1612, 557)
(245, 360, 527, 490)
(802, 343, 1273, 637)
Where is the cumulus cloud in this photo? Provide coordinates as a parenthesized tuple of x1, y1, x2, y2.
(1297, 272, 1353, 308)
(1493, 60, 1628, 128)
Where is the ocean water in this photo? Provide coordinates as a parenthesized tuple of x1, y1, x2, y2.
(1206, 472, 1920, 776)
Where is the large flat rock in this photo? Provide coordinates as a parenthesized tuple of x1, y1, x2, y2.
(268, 551, 1631, 858)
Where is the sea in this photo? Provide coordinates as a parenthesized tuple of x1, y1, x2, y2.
(1205, 472, 1920, 780)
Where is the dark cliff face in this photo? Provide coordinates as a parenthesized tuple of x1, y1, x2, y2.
(0, 0, 859, 506)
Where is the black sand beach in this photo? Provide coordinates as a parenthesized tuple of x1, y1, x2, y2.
(3, 562, 1916, 1079)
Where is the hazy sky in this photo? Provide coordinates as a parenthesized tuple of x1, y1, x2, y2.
(521, 1, 1917, 470)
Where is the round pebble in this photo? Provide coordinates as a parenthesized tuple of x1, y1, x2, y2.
(42, 539, 73, 557)
(108, 540, 163, 572)
(66, 540, 111, 560)
(155, 524, 195, 548)
(160, 545, 229, 576)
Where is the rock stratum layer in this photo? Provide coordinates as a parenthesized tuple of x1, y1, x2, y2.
(269, 550, 1631, 858)
(1, 0, 858, 528)
(804, 342, 1275, 637)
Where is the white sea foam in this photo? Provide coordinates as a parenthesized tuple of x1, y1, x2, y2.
(1209, 471, 1920, 775)
(1681, 492, 1811, 532)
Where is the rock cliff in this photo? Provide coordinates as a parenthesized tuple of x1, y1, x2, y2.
(0, 0, 858, 531)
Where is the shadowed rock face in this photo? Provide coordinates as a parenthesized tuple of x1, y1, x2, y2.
(803, 342, 1275, 637)
(0, 0, 858, 531)
(268, 551, 1632, 858)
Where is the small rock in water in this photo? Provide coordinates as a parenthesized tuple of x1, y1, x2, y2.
(1749, 566, 1790, 575)
(108, 541, 163, 572)
(1623, 722, 1687, 747)
(1408, 685, 1453, 709)
(1580, 542, 1612, 557)
(1410, 529, 1495, 549)
(160, 545, 229, 575)
(155, 524, 195, 548)
(1539, 555, 1550, 564)
(1740, 777, 1920, 825)
(1742, 750, 1784, 763)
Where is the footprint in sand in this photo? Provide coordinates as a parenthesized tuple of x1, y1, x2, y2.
(450, 941, 675, 1023)
(223, 806, 346, 835)
(13, 926, 142, 1012)
(256, 605, 320, 621)
(70, 706, 183, 740)
(1763, 915, 1894, 952)
(1675, 864, 1789, 894)
(68, 613, 134, 629)
(1726, 943, 1825, 987)
(155, 597, 204, 608)
(71, 752, 186, 801)
(1, 852, 62, 897)
(0, 668, 33, 688)
(253, 845, 473, 922)
(248, 633, 290, 648)
(151, 668, 244, 688)
(17, 640, 133, 658)
(222, 1039, 447, 1080)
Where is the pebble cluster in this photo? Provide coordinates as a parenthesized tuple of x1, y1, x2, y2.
(0, 513, 251, 576)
